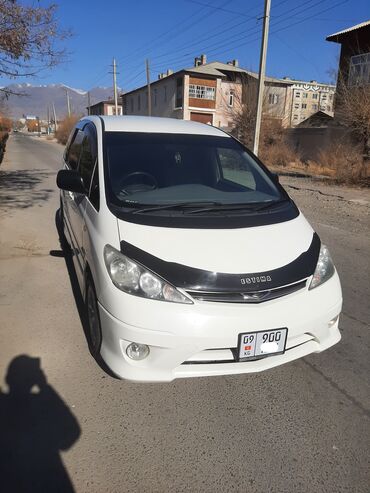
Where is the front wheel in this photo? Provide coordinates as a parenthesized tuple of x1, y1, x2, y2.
(85, 274, 102, 357)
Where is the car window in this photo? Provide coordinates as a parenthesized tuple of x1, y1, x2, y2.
(65, 130, 84, 169)
(78, 124, 98, 208)
(217, 148, 256, 190)
(104, 132, 281, 206)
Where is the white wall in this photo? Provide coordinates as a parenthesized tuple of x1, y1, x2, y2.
(123, 76, 183, 119)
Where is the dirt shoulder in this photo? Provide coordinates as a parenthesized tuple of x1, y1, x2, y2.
(280, 175, 370, 236)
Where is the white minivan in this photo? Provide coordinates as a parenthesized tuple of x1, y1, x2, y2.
(57, 116, 342, 382)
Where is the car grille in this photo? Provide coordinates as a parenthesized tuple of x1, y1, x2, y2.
(186, 279, 307, 304)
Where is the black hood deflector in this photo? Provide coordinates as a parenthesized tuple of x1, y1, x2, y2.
(120, 233, 320, 293)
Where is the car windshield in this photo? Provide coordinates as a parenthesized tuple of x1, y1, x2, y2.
(104, 132, 282, 208)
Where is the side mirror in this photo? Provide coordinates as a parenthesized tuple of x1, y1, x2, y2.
(271, 172, 279, 184)
(57, 169, 86, 194)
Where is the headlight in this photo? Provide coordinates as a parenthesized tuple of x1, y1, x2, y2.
(309, 244, 335, 290)
(104, 245, 193, 304)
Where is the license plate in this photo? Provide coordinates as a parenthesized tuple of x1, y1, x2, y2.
(238, 328, 288, 361)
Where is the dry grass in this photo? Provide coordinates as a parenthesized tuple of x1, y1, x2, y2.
(257, 120, 367, 184)
(55, 114, 81, 145)
(312, 143, 366, 183)
(258, 119, 300, 168)
(260, 141, 298, 168)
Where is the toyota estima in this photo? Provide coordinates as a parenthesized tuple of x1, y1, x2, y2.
(56, 116, 342, 382)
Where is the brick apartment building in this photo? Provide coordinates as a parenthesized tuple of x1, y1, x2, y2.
(122, 55, 335, 129)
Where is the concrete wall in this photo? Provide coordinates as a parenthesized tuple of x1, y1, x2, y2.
(288, 125, 353, 160)
(264, 83, 291, 127)
(214, 80, 243, 129)
(123, 75, 183, 119)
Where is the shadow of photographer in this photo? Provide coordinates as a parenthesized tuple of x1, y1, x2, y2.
(0, 355, 81, 492)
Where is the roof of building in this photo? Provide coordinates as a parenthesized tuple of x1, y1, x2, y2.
(122, 60, 334, 97)
(186, 61, 291, 84)
(88, 99, 122, 108)
(86, 115, 230, 136)
(326, 20, 370, 42)
(297, 111, 334, 128)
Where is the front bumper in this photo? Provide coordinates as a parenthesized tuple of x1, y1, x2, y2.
(98, 272, 342, 382)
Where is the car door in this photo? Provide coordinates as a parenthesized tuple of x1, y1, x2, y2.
(73, 124, 98, 282)
(62, 127, 84, 251)
(81, 127, 101, 295)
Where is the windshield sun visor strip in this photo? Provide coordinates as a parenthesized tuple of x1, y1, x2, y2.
(120, 233, 320, 293)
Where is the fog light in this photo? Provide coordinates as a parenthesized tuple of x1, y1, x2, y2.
(328, 314, 340, 328)
(126, 342, 150, 361)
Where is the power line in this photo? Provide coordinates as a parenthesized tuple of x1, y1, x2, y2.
(116, 0, 234, 69)
(144, 0, 348, 86)
(110, 0, 349, 92)
(123, 0, 333, 80)
(144, 0, 347, 73)
(90, 0, 291, 89)
(184, 0, 257, 18)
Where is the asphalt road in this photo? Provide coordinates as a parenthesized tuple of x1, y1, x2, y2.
(0, 133, 369, 493)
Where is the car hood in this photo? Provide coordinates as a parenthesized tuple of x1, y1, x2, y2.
(117, 213, 319, 292)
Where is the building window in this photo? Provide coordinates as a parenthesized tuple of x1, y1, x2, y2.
(321, 94, 327, 100)
(327, 105, 331, 112)
(303, 93, 308, 98)
(112, 106, 122, 115)
(349, 52, 370, 86)
(329, 94, 333, 101)
(138, 95, 141, 111)
(294, 103, 299, 109)
(154, 89, 157, 107)
(312, 93, 318, 100)
(268, 93, 279, 105)
(228, 89, 234, 107)
(302, 103, 307, 109)
(189, 84, 216, 100)
(312, 104, 318, 111)
(295, 92, 301, 98)
(164, 86, 167, 102)
(293, 114, 298, 120)
(130, 98, 134, 113)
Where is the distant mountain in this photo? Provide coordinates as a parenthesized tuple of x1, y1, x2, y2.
(0, 83, 123, 119)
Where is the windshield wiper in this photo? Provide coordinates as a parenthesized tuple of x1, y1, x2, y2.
(127, 199, 288, 215)
(186, 199, 289, 214)
(129, 201, 223, 214)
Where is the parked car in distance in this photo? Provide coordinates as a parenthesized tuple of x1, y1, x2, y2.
(56, 116, 342, 382)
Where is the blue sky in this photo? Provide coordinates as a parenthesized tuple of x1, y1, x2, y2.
(2, 0, 369, 91)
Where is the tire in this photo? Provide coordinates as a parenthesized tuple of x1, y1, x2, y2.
(85, 273, 102, 358)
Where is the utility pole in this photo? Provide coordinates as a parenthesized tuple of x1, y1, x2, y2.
(65, 89, 71, 117)
(253, 0, 271, 156)
(112, 58, 118, 115)
(146, 59, 152, 116)
(47, 106, 50, 135)
(52, 102, 58, 132)
(87, 91, 91, 115)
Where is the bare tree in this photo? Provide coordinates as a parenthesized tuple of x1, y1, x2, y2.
(335, 82, 370, 159)
(227, 74, 258, 148)
(0, 0, 70, 97)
